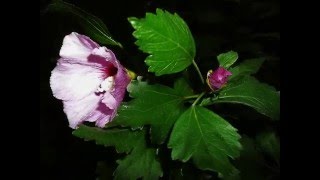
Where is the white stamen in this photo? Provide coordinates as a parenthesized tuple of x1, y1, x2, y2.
(96, 76, 115, 93)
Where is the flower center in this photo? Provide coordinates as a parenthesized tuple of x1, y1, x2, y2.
(96, 76, 115, 93)
(104, 64, 118, 77)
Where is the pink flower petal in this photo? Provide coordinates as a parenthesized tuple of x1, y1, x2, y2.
(91, 47, 114, 60)
(101, 92, 117, 110)
(63, 93, 102, 129)
(94, 102, 114, 127)
(59, 32, 99, 61)
(50, 61, 104, 101)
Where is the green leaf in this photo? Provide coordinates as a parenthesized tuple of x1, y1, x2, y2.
(217, 51, 238, 68)
(113, 79, 187, 144)
(201, 76, 280, 120)
(174, 78, 194, 96)
(47, 0, 122, 47)
(199, 96, 216, 106)
(72, 125, 143, 153)
(149, 107, 185, 145)
(114, 147, 163, 180)
(168, 106, 241, 177)
(223, 169, 241, 180)
(232, 136, 269, 180)
(128, 8, 196, 75)
(229, 58, 265, 80)
(256, 132, 280, 163)
(74, 125, 163, 179)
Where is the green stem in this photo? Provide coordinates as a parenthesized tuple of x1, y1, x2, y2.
(183, 94, 201, 100)
(210, 95, 219, 102)
(192, 92, 205, 106)
(192, 60, 205, 84)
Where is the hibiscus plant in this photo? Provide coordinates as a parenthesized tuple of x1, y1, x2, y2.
(46, 1, 280, 179)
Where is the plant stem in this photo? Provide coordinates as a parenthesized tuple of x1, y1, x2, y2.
(192, 60, 205, 84)
(192, 92, 205, 106)
(183, 94, 201, 100)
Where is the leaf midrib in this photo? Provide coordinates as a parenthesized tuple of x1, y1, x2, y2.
(215, 95, 272, 113)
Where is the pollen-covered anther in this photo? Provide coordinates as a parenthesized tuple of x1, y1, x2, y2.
(97, 76, 115, 93)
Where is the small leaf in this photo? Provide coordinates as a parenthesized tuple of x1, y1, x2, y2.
(72, 125, 143, 153)
(201, 76, 280, 120)
(113, 80, 186, 144)
(47, 0, 122, 47)
(168, 106, 241, 176)
(229, 58, 265, 80)
(128, 8, 196, 75)
(217, 51, 238, 68)
(114, 147, 163, 180)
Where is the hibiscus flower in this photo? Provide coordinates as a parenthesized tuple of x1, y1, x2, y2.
(50, 32, 131, 129)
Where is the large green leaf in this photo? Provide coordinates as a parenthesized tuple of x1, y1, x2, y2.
(231, 136, 269, 180)
(168, 106, 241, 177)
(74, 125, 163, 179)
(47, 0, 122, 47)
(201, 76, 280, 120)
(72, 125, 143, 153)
(113, 79, 191, 144)
(228, 136, 280, 180)
(229, 58, 265, 80)
(174, 78, 194, 96)
(114, 80, 183, 127)
(217, 51, 238, 68)
(128, 8, 196, 75)
(114, 147, 163, 180)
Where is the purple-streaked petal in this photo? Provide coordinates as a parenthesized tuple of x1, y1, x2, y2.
(63, 93, 102, 129)
(95, 114, 112, 128)
(110, 70, 130, 105)
(91, 47, 114, 60)
(110, 58, 131, 104)
(90, 102, 114, 128)
(50, 61, 104, 101)
(64, 93, 117, 129)
(101, 92, 117, 110)
(94, 102, 114, 127)
(59, 32, 99, 61)
(100, 54, 130, 121)
(87, 54, 118, 77)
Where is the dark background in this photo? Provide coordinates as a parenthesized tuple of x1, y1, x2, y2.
(40, 0, 279, 179)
